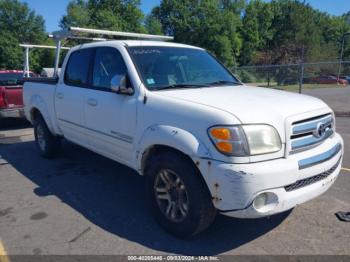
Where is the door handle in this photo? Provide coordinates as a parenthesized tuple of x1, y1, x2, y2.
(56, 93, 64, 99)
(87, 98, 98, 107)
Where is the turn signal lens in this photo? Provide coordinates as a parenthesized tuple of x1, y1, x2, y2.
(208, 126, 249, 156)
(210, 128, 231, 140)
(216, 141, 233, 153)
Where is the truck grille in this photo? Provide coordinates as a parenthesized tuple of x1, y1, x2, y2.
(285, 156, 341, 192)
(290, 113, 334, 154)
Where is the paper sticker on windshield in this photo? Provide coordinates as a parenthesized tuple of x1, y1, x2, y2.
(133, 49, 161, 55)
(147, 78, 155, 84)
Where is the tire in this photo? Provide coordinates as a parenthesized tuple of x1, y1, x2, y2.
(33, 115, 61, 158)
(145, 150, 217, 238)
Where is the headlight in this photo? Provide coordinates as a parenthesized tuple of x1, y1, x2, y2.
(208, 125, 281, 156)
(242, 125, 282, 155)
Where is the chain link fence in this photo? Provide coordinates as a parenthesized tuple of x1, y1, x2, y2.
(233, 61, 350, 93)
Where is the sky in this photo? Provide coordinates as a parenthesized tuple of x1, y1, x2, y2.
(22, 0, 349, 33)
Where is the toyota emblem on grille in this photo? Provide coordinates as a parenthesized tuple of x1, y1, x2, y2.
(314, 122, 328, 138)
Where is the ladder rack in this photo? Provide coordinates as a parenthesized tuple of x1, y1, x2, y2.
(51, 26, 173, 41)
(29, 27, 174, 78)
(19, 44, 70, 77)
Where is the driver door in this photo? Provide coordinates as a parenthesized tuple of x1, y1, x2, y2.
(84, 47, 137, 165)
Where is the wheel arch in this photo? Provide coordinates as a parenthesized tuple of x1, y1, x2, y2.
(27, 95, 56, 135)
(137, 125, 212, 175)
(29, 107, 41, 123)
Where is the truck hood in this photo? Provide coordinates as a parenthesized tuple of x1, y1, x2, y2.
(156, 85, 331, 140)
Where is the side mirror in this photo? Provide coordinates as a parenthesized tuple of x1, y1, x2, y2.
(111, 75, 134, 95)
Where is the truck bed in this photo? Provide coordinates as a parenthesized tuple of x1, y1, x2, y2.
(21, 77, 58, 85)
(0, 85, 23, 109)
(23, 80, 58, 128)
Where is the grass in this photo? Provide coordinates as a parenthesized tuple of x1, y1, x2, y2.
(245, 82, 348, 93)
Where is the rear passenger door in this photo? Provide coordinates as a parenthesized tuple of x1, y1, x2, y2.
(55, 48, 93, 146)
(84, 47, 137, 165)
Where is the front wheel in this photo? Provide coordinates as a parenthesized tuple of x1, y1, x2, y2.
(146, 151, 217, 237)
(34, 115, 61, 158)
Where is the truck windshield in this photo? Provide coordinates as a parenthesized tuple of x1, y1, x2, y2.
(128, 46, 240, 91)
(0, 73, 27, 85)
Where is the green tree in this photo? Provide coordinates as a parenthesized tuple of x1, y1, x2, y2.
(0, 0, 48, 71)
(144, 14, 162, 35)
(152, 0, 244, 67)
(60, 0, 145, 33)
(238, 0, 350, 67)
(240, 0, 274, 65)
(266, 0, 320, 64)
(60, 0, 90, 28)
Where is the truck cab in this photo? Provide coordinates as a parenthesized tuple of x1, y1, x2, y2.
(23, 28, 344, 237)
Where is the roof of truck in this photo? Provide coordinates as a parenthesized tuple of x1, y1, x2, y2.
(73, 40, 203, 51)
(122, 40, 202, 49)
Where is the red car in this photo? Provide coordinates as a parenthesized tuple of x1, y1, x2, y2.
(0, 70, 34, 118)
(311, 75, 348, 85)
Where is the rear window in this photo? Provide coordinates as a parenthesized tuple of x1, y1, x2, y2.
(0, 73, 32, 85)
(64, 48, 93, 87)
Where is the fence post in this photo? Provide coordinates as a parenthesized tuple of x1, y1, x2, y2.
(298, 46, 305, 94)
(337, 33, 350, 81)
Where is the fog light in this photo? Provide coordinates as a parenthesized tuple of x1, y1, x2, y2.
(253, 193, 268, 210)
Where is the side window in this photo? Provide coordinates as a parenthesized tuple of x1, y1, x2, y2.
(64, 48, 92, 87)
(92, 47, 127, 90)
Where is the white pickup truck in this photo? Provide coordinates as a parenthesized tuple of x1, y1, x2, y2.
(23, 31, 344, 237)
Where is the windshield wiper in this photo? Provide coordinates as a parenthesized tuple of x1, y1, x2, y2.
(154, 81, 240, 90)
(205, 80, 242, 86)
(155, 83, 208, 90)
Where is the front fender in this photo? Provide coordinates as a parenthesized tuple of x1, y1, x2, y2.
(137, 125, 212, 172)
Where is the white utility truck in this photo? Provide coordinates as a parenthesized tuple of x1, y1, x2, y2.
(23, 27, 344, 237)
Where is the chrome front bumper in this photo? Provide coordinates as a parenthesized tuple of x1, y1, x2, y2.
(298, 143, 341, 169)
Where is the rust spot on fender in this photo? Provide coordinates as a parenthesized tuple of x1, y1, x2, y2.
(212, 182, 222, 202)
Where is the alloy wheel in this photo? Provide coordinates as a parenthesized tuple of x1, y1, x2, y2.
(154, 169, 189, 223)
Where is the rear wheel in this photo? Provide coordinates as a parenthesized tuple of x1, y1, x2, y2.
(146, 150, 217, 237)
(33, 115, 61, 158)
